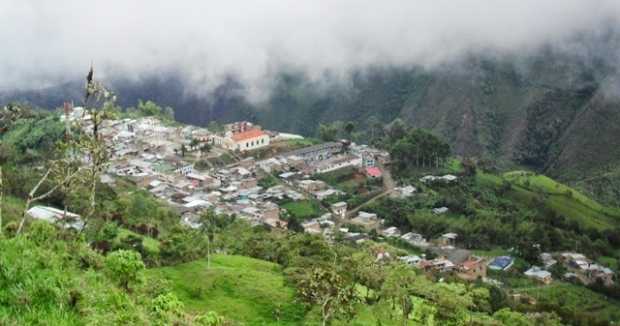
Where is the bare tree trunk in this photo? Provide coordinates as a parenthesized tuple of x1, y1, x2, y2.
(18, 169, 52, 234)
(80, 171, 98, 234)
(17, 167, 82, 235)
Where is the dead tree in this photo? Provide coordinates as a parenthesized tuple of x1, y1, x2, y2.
(17, 163, 82, 234)
(78, 65, 115, 232)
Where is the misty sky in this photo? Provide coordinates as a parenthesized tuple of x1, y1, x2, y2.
(2, 0, 620, 96)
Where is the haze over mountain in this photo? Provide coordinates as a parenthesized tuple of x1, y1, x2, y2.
(2, 1, 620, 204)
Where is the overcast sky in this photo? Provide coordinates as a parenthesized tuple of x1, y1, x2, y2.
(2, 0, 620, 96)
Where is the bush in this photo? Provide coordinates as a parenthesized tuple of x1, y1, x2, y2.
(150, 292, 184, 323)
(26, 220, 58, 245)
(194, 311, 225, 326)
(105, 250, 145, 291)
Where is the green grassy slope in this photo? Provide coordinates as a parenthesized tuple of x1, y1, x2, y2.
(503, 171, 620, 229)
(516, 282, 620, 323)
(146, 255, 306, 325)
(479, 170, 620, 230)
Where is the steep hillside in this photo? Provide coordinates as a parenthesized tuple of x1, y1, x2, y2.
(2, 53, 620, 205)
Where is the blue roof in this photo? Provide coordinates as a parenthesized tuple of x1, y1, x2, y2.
(489, 256, 514, 270)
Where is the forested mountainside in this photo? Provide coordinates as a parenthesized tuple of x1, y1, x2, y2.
(3, 45, 620, 205)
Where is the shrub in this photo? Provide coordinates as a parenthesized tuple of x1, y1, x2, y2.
(26, 220, 58, 245)
(150, 292, 184, 323)
(105, 250, 145, 291)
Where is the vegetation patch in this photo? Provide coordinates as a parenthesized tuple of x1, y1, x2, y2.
(516, 282, 620, 324)
(281, 200, 323, 221)
(146, 254, 306, 325)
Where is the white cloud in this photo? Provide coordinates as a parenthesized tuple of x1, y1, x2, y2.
(1, 0, 619, 96)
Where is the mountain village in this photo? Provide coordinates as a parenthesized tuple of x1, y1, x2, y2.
(28, 105, 615, 292)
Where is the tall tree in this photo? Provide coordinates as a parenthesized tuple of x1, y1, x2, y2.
(79, 65, 115, 232)
(381, 264, 417, 325)
(199, 209, 221, 269)
(298, 267, 358, 326)
(344, 121, 355, 137)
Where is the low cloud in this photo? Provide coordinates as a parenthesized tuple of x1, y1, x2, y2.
(2, 0, 620, 99)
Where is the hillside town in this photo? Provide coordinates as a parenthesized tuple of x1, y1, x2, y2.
(29, 106, 615, 291)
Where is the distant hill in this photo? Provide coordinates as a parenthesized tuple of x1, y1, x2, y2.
(2, 45, 620, 206)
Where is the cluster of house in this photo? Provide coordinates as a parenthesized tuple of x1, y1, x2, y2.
(524, 252, 616, 286)
(482, 251, 615, 287)
(397, 233, 488, 281)
(55, 109, 392, 234)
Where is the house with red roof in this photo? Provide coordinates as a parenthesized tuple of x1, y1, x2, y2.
(228, 128, 270, 152)
(365, 166, 382, 178)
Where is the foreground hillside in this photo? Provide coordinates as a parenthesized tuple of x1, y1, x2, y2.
(147, 255, 305, 325)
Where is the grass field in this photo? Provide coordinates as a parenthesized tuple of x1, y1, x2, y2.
(281, 200, 323, 220)
(146, 255, 306, 325)
(283, 138, 321, 148)
(315, 167, 378, 195)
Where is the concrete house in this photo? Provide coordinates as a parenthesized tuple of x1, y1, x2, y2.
(230, 129, 270, 152)
(330, 202, 347, 218)
(524, 266, 553, 284)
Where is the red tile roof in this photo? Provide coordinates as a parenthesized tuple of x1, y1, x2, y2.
(365, 167, 382, 177)
(461, 259, 482, 270)
(231, 128, 266, 142)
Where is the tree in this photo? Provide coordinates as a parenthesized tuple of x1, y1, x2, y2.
(199, 209, 220, 269)
(389, 128, 450, 175)
(348, 250, 386, 302)
(199, 143, 212, 156)
(386, 118, 407, 142)
(133, 100, 174, 121)
(318, 123, 339, 142)
(298, 267, 358, 326)
(105, 249, 145, 291)
(366, 115, 384, 145)
(17, 158, 83, 234)
(381, 264, 417, 325)
(190, 138, 200, 150)
(79, 65, 115, 232)
(344, 121, 355, 138)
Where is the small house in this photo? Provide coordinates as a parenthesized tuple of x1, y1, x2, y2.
(524, 266, 553, 284)
(488, 256, 515, 271)
(438, 232, 458, 247)
(457, 257, 487, 281)
(330, 202, 347, 218)
(381, 226, 401, 238)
